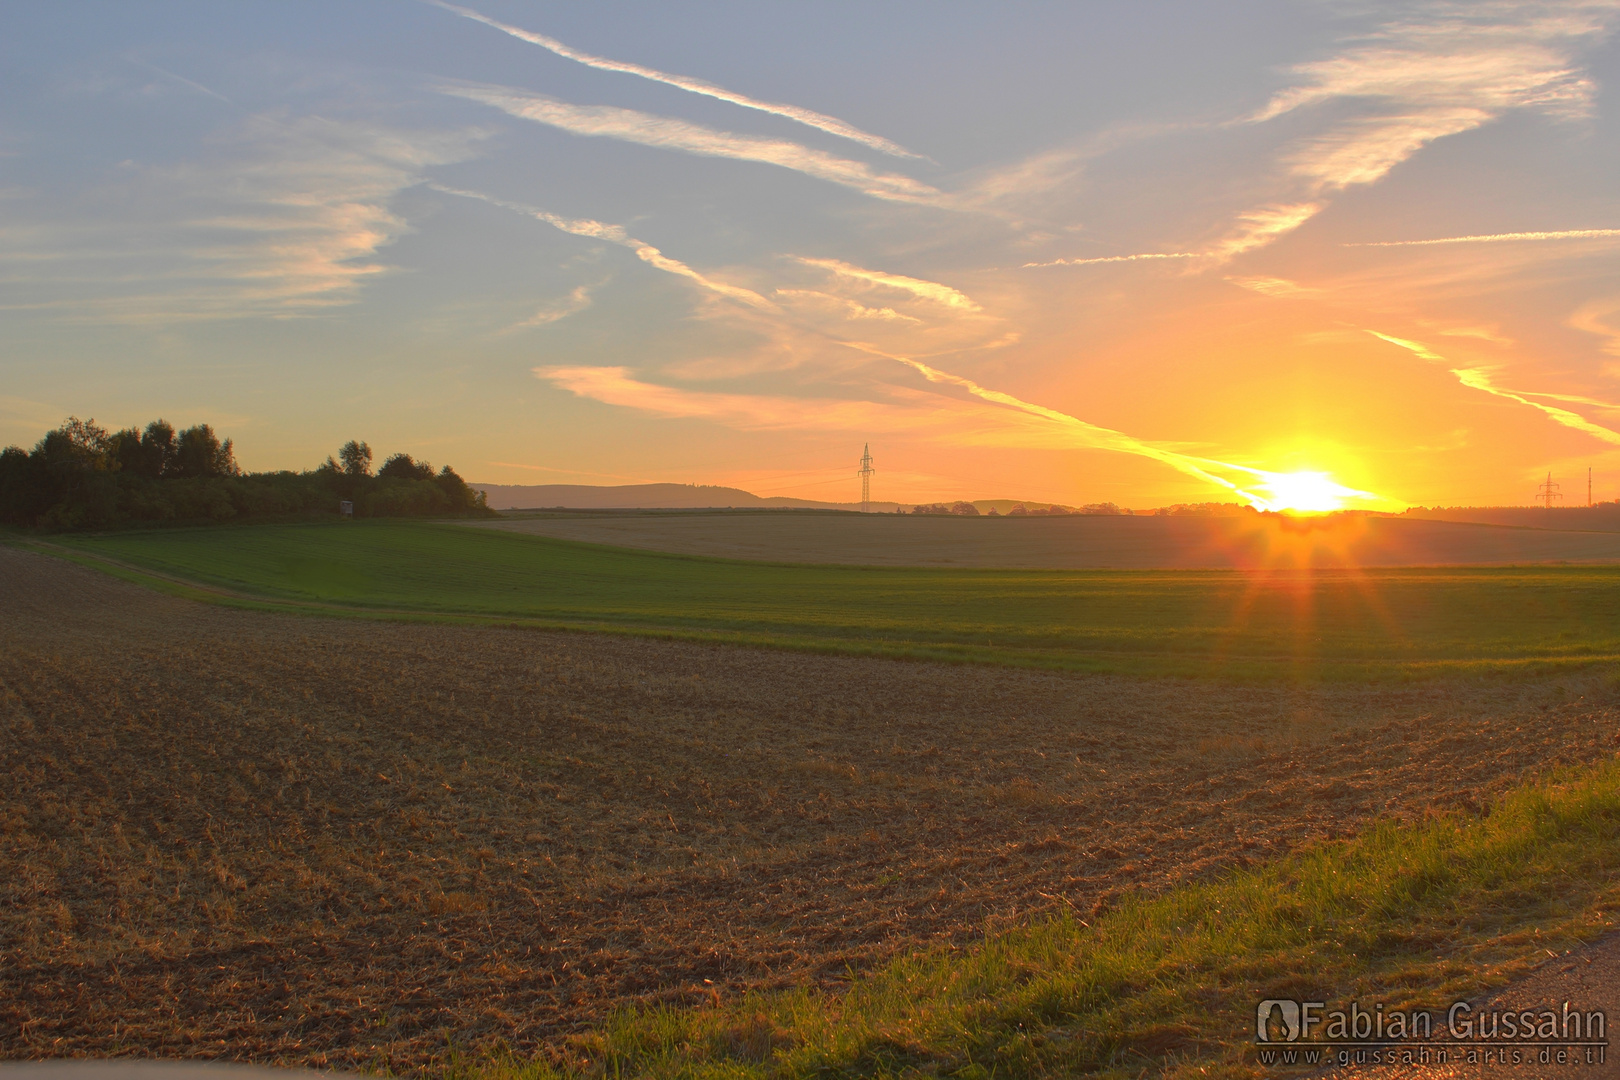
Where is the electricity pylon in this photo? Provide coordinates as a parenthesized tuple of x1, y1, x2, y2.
(859, 443, 874, 513)
(1538, 472, 1562, 509)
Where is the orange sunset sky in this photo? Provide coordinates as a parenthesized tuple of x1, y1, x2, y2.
(4, 2, 1620, 510)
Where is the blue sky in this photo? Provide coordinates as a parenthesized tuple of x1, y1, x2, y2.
(5, 2, 1620, 508)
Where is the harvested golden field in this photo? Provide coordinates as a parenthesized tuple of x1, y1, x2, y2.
(3, 545, 1619, 1070)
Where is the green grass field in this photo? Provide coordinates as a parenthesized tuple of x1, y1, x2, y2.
(38, 519, 1620, 679)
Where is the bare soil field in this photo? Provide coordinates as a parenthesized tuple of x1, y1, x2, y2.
(4, 546, 1619, 1070)
(470, 510, 1620, 569)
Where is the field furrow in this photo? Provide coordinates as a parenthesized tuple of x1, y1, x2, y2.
(2, 546, 1616, 1070)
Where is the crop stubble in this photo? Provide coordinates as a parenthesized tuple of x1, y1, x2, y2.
(2, 546, 1617, 1070)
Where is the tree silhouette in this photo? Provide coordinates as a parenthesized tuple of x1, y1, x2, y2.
(1, 418, 489, 528)
(170, 425, 239, 478)
(378, 453, 434, 481)
(338, 440, 372, 477)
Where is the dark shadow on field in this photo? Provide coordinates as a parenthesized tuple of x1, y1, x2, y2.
(3, 546, 1617, 1069)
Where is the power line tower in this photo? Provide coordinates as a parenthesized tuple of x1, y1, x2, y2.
(858, 443, 874, 513)
(1538, 471, 1562, 510)
(1589, 467, 1593, 508)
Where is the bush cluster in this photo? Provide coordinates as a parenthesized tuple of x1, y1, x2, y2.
(909, 501, 982, 516)
(1151, 502, 1256, 517)
(905, 501, 1133, 517)
(0, 418, 491, 530)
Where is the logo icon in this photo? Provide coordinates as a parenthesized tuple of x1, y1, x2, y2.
(1258, 1000, 1302, 1043)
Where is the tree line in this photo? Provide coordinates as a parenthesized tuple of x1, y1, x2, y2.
(905, 501, 1133, 517)
(0, 417, 491, 530)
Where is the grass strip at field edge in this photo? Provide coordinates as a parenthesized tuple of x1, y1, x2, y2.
(454, 758, 1620, 1080)
(19, 534, 1620, 684)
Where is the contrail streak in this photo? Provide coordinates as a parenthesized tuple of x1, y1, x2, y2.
(890, 356, 1307, 508)
(887, 355, 1385, 509)
(795, 257, 980, 312)
(427, 0, 921, 160)
(429, 184, 776, 310)
(1367, 330, 1620, 446)
(130, 60, 235, 105)
(1498, 386, 1620, 409)
(440, 83, 941, 205)
(1022, 252, 1199, 268)
(1348, 229, 1620, 247)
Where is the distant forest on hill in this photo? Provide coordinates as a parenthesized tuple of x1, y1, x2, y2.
(0, 417, 491, 530)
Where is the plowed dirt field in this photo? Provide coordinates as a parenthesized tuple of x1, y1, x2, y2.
(3, 546, 1618, 1070)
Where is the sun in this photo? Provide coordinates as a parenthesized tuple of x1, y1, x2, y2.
(1255, 470, 1363, 513)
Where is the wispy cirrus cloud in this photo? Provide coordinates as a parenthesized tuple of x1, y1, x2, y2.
(1369, 330, 1620, 445)
(792, 257, 981, 311)
(0, 116, 479, 321)
(431, 184, 776, 310)
(1568, 296, 1620, 363)
(1509, 388, 1620, 409)
(1348, 228, 1620, 247)
(536, 365, 968, 432)
(1023, 252, 1198, 269)
(1228, 276, 1320, 298)
(772, 289, 919, 323)
(1213, 2, 1616, 258)
(517, 284, 595, 328)
(427, 0, 920, 160)
(439, 82, 942, 206)
(1214, 202, 1326, 259)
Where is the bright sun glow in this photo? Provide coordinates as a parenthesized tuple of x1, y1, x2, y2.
(1255, 470, 1363, 513)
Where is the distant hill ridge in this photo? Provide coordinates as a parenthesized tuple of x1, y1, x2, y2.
(470, 482, 1083, 515)
(470, 482, 903, 512)
(473, 482, 1620, 532)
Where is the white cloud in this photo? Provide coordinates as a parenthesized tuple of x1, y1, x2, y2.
(792, 256, 980, 311)
(1568, 295, 1620, 359)
(438, 82, 943, 205)
(536, 364, 954, 431)
(430, 184, 776, 309)
(1024, 252, 1198, 269)
(772, 289, 919, 323)
(518, 284, 595, 328)
(1368, 330, 1620, 445)
(1227, 275, 1320, 298)
(428, 1, 920, 159)
(1215, 2, 1616, 257)
(1212, 202, 1323, 259)
(1349, 228, 1620, 247)
(0, 115, 480, 321)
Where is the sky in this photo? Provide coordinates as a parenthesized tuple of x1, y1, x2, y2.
(3, 1, 1620, 510)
